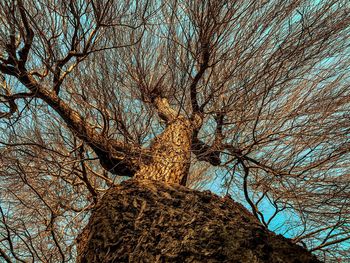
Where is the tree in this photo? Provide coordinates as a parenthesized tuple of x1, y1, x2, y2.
(0, 0, 349, 261)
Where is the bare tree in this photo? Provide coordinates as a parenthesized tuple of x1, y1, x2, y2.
(0, 0, 349, 261)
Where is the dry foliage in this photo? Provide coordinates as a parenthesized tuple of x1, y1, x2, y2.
(0, 0, 349, 262)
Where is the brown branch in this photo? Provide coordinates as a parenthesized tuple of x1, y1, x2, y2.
(0, 96, 17, 119)
(53, 54, 74, 95)
(0, 76, 20, 118)
(191, 136, 221, 166)
(0, 247, 13, 263)
(4, 3, 16, 66)
(240, 160, 267, 227)
(292, 225, 340, 244)
(53, 2, 81, 95)
(0, 64, 17, 76)
(0, 207, 26, 263)
(191, 111, 225, 166)
(47, 214, 65, 262)
(78, 145, 98, 203)
(16, 70, 140, 177)
(17, 0, 34, 66)
(310, 235, 350, 252)
(224, 144, 288, 177)
(190, 41, 210, 115)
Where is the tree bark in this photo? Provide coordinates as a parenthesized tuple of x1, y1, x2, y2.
(133, 97, 222, 185)
(134, 115, 193, 185)
(77, 180, 321, 263)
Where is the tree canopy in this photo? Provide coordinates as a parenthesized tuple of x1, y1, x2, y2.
(0, 0, 349, 262)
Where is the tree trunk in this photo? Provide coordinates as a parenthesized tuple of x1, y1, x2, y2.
(134, 116, 193, 185)
(76, 180, 321, 263)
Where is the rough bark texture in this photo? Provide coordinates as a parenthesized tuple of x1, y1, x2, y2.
(77, 180, 321, 263)
(134, 116, 192, 185)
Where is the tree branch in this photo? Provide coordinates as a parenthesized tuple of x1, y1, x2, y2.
(191, 136, 221, 166)
(153, 97, 178, 123)
(0, 96, 17, 119)
(17, 0, 34, 67)
(78, 145, 98, 203)
(310, 235, 350, 252)
(0, 76, 19, 118)
(240, 160, 268, 227)
(190, 41, 210, 115)
(0, 247, 13, 263)
(0, 207, 26, 263)
(16, 70, 141, 177)
(191, 111, 224, 166)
